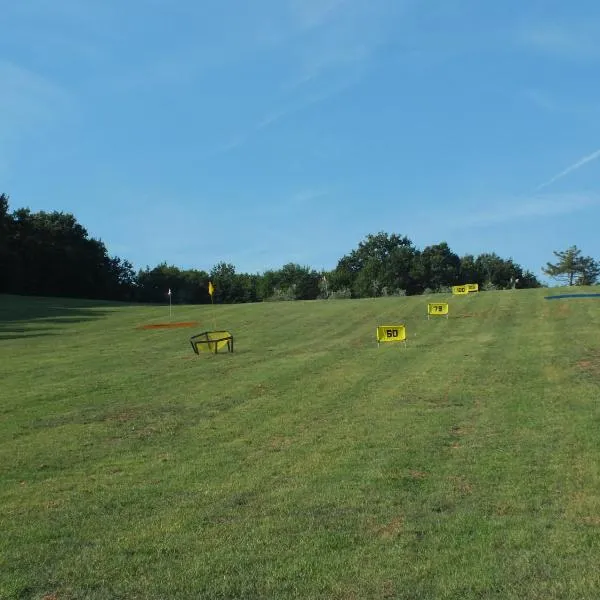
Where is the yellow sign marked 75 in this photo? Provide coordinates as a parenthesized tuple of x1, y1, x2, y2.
(428, 302, 449, 318)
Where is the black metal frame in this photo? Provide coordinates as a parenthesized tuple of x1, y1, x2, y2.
(190, 331, 234, 354)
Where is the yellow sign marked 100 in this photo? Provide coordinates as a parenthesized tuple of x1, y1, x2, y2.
(452, 285, 469, 295)
(376, 325, 407, 347)
(428, 302, 449, 318)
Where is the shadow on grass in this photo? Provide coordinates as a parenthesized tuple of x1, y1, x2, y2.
(30, 316, 107, 325)
(0, 294, 121, 340)
(0, 332, 57, 341)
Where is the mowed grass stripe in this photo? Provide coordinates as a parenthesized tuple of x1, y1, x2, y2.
(2, 290, 600, 599)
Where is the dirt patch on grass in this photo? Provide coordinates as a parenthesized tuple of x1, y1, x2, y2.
(544, 365, 563, 383)
(333, 590, 359, 600)
(105, 409, 139, 423)
(382, 581, 396, 598)
(409, 469, 427, 479)
(450, 424, 472, 437)
(453, 310, 493, 319)
(566, 490, 600, 523)
(578, 352, 600, 377)
(447, 423, 474, 450)
(252, 383, 273, 398)
(376, 515, 404, 539)
(269, 436, 292, 452)
(138, 321, 199, 329)
(448, 475, 473, 495)
(494, 501, 521, 516)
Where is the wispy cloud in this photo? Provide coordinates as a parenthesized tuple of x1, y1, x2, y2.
(518, 22, 600, 60)
(536, 149, 600, 191)
(100, 0, 379, 93)
(0, 60, 74, 172)
(451, 193, 599, 228)
(288, 0, 350, 30)
(206, 72, 362, 159)
(283, 0, 392, 91)
(290, 189, 329, 204)
(521, 88, 558, 112)
(249, 188, 332, 221)
(0, 60, 72, 134)
(206, 0, 395, 157)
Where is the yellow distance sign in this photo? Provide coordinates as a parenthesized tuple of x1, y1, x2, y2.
(376, 325, 406, 346)
(452, 285, 469, 295)
(466, 283, 479, 293)
(428, 302, 449, 318)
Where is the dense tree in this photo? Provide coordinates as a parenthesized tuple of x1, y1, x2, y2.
(0, 194, 12, 285)
(255, 263, 321, 301)
(104, 256, 136, 300)
(576, 257, 600, 286)
(518, 269, 542, 289)
(416, 242, 461, 291)
(543, 246, 599, 286)
(0, 197, 134, 299)
(0, 193, 544, 303)
(328, 234, 540, 297)
(236, 273, 261, 303)
(458, 255, 481, 287)
(472, 253, 541, 290)
(135, 263, 210, 304)
(332, 232, 419, 297)
(210, 262, 242, 303)
(280, 263, 321, 300)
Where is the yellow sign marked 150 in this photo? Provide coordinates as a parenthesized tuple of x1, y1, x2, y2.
(376, 325, 407, 347)
(428, 302, 448, 318)
(466, 283, 479, 292)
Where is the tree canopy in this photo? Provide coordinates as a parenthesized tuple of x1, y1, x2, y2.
(0, 194, 135, 300)
(1, 193, 548, 304)
(542, 246, 600, 286)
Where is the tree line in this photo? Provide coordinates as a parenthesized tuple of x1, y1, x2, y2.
(1, 193, 596, 304)
(0, 194, 136, 301)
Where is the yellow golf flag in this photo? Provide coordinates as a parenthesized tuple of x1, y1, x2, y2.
(208, 281, 214, 297)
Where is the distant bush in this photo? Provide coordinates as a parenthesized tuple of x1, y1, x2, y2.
(381, 286, 407, 297)
(328, 288, 352, 299)
(265, 286, 296, 301)
(423, 286, 450, 295)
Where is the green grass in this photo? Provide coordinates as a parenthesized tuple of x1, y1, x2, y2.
(1, 288, 600, 599)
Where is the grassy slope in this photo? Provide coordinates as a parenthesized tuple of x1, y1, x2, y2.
(1, 289, 600, 599)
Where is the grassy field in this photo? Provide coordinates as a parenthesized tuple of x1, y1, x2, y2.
(1, 288, 600, 599)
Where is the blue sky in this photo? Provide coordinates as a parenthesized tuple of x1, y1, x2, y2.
(2, 0, 599, 283)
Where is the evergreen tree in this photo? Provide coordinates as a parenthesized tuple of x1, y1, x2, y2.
(543, 246, 598, 286)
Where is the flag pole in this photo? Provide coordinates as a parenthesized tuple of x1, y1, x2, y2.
(208, 281, 216, 329)
(168, 288, 172, 319)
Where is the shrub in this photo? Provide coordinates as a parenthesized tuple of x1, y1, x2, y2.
(328, 288, 352, 299)
(265, 286, 297, 301)
(380, 286, 407, 297)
